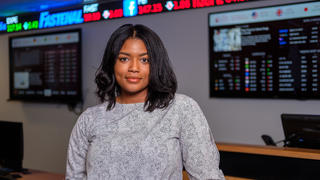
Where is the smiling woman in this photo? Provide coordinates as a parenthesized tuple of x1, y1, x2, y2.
(66, 24, 225, 180)
(95, 24, 177, 112)
(114, 38, 150, 104)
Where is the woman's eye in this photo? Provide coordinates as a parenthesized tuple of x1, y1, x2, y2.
(119, 57, 128, 62)
(140, 58, 149, 63)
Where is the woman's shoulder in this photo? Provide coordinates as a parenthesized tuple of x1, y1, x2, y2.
(171, 94, 205, 120)
(77, 102, 109, 121)
(173, 93, 200, 108)
(85, 102, 108, 112)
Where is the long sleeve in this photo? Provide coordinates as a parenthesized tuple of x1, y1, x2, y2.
(180, 98, 225, 180)
(66, 111, 91, 180)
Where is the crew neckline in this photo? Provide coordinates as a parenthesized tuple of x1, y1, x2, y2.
(115, 101, 145, 105)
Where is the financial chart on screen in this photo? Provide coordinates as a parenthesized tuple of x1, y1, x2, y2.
(209, 1, 320, 99)
(9, 29, 82, 103)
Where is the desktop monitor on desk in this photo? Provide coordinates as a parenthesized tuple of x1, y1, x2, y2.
(0, 121, 23, 171)
(281, 114, 320, 149)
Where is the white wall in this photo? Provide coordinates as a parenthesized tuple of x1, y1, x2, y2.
(0, 0, 315, 174)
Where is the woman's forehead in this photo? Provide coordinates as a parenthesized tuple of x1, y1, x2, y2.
(120, 38, 147, 52)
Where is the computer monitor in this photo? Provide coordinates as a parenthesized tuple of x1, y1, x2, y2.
(0, 121, 23, 171)
(9, 29, 82, 104)
(208, 1, 320, 99)
(281, 113, 320, 149)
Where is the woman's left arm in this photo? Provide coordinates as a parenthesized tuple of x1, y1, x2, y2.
(179, 97, 225, 180)
(66, 111, 91, 179)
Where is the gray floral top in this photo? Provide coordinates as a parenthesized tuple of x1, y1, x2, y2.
(66, 94, 225, 180)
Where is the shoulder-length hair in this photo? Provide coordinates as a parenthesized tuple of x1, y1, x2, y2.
(95, 24, 177, 112)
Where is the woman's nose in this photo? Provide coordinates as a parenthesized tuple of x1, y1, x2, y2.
(128, 58, 139, 72)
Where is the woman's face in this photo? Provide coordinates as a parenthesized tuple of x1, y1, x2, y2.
(114, 38, 150, 98)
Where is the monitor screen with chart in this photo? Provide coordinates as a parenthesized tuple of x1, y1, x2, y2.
(209, 1, 320, 99)
(9, 29, 82, 104)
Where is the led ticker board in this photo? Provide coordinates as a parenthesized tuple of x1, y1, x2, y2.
(0, 0, 254, 34)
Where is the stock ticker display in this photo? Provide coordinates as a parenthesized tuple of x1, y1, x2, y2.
(209, 1, 320, 99)
(0, 0, 253, 34)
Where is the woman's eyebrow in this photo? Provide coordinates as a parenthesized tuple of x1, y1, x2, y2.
(119, 52, 148, 56)
(139, 52, 148, 56)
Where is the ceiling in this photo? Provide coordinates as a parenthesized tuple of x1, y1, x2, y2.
(0, 0, 112, 17)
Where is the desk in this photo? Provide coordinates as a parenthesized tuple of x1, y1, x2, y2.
(20, 170, 249, 180)
(182, 171, 253, 180)
(20, 170, 248, 180)
(18, 141, 320, 180)
(217, 142, 320, 160)
(216, 142, 320, 179)
(19, 170, 64, 180)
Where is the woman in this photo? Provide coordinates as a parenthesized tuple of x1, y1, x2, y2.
(66, 24, 225, 180)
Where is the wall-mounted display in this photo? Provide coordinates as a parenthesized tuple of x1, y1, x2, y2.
(9, 29, 82, 104)
(209, 1, 320, 99)
(0, 0, 257, 34)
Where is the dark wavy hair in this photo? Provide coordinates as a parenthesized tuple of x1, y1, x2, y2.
(95, 24, 177, 112)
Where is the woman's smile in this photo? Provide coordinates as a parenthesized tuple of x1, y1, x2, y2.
(126, 76, 143, 83)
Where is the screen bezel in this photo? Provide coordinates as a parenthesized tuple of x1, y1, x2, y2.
(8, 29, 83, 104)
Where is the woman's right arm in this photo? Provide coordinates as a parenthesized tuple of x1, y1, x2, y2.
(66, 111, 90, 180)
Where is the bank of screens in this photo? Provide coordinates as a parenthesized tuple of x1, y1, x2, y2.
(9, 29, 82, 103)
(209, 2, 320, 99)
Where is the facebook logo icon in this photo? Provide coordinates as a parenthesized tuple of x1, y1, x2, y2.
(123, 0, 138, 17)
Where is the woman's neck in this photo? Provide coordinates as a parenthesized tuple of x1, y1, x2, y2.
(116, 91, 147, 104)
